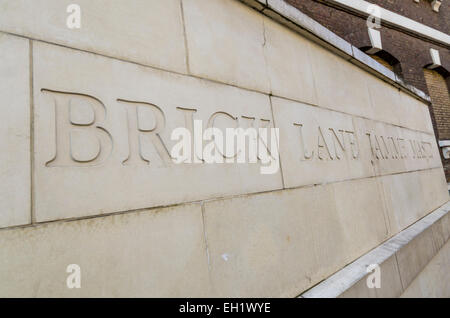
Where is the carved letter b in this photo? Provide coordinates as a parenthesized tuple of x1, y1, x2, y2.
(43, 90, 113, 167)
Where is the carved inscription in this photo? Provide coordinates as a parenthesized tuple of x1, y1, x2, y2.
(294, 123, 359, 161)
(43, 90, 113, 167)
(292, 123, 433, 165)
(366, 132, 433, 160)
(41, 89, 434, 171)
(42, 89, 276, 168)
(118, 99, 171, 166)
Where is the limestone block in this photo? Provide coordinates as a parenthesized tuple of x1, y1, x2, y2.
(339, 255, 404, 298)
(0, 33, 30, 228)
(263, 17, 317, 105)
(419, 168, 449, 215)
(33, 41, 282, 222)
(271, 96, 442, 189)
(302, 202, 450, 298)
(0, 0, 187, 73)
(401, 239, 450, 298)
(309, 41, 374, 120)
(330, 177, 389, 262)
(366, 77, 434, 136)
(271, 96, 371, 188)
(395, 226, 438, 289)
(203, 177, 389, 297)
(308, 39, 434, 136)
(381, 171, 426, 234)
(353, 118, 405, 177)
(398, 92, 434, 134)
(353, 117, 442, 177)
(431, 211, 450, 250)
(381, 169, 449, 234)
(0, 203, 211, 297)
(365, 75, 402, 127)
(182, 0, 270, 93)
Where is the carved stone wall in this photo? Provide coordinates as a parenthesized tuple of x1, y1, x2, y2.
(286, 0, 450, 183)
(0, 0, 448, 297)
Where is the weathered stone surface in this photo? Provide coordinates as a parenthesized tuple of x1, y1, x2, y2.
(0, 33, 30, 228)
(183, 0, 270, 92)
(203, 176, 389, 297)
(302, 202, 450, 298)
(309, 41, 374, 119)
(33, 41, 282, 222)
(366, 75, 403, 127)
(272, 96, 368, 187)
(263, 17, 317, 105)
(381, 168, 449, 234)
(0, 0, 447, 298)
(339, 255, 404, 298)
(0, 0, 187, 74)
(271, 96, 442, 189)
(401, 239, 450, 298)
(395, 226, 438, 289)
(0, 203, 211, 297)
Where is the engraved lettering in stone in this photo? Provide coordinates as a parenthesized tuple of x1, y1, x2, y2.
(387, 137, 400, 159)
(366, 132, 433, 161)
(408, 140, 433, 159)
(43, 89, 113, 167)
(379, 136, 391, 159)
(422, 142, 433, 158)
(295, 124, 358, 161)
(318, 126, 333, 160)
(398, 138, 407, 159)
(329, 128, 345, 159)
(374, 135, 387, 159)
(294, 123, 313, 160)
(239, 116, 273, 163)
(366, 132, 386, 159)
(410, 139, 419, 158)
(255, 119, 272, 161)
(41, 88, 435, 171)
(177, 107, 203, 163)
(207, 111, 237, 161)
(118, 99, 171, 166)
(346, 130, 359, 159)
(410, 139, 431, 159)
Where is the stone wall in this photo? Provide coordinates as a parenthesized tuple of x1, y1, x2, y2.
(286, 0, 450, 183)
(0, 0, 448, 297)
(286, 0, 450, 93)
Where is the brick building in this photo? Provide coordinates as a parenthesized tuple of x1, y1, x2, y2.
(287, 0, 450, 181)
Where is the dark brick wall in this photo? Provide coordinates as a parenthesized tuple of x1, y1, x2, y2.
(285, 0, 449, 93)
(425, 69, 450, 139)
(424, 69, 450, 180)
(285, 0, 450, 181)
(365, 0, 450, 34)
